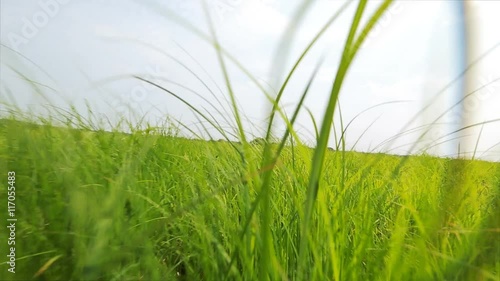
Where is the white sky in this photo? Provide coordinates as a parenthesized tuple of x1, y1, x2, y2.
(1, 0, 499, 161)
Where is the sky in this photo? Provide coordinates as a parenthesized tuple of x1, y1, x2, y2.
(1, 0, 499, 161)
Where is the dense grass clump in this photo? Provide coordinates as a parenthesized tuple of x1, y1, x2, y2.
(0, 118, 498, 280)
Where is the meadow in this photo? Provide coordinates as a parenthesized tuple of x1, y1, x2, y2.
(0, 117, 498, 280)
(1, 0, 500, 280)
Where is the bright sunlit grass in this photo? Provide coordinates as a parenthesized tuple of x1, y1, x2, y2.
(0, 0, 499, 280)
(0, 116, 498, 280)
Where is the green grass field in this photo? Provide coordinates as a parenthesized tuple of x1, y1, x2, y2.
(1, 1, 499, 280)
(0, 118, 498, 280)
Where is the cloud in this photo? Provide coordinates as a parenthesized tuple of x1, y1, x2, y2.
(93, 23, 123, 37)
(234, 1, 288, 35)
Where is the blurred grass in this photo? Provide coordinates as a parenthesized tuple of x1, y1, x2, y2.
(1, 0, 499, 280)
(0, 118, 498, 280)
